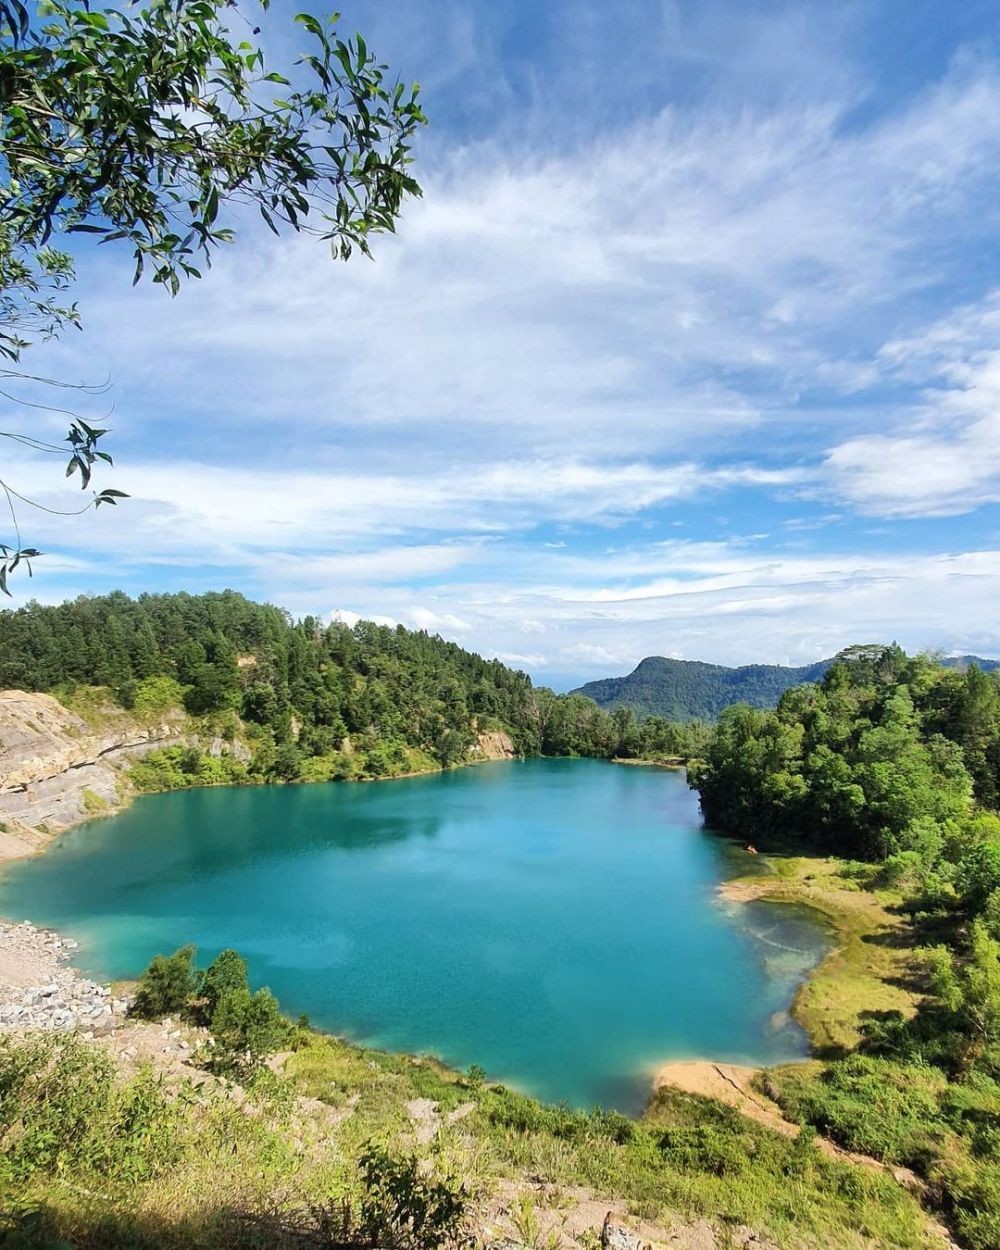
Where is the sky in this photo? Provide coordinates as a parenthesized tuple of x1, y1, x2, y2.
(5, 0, 1000, 689)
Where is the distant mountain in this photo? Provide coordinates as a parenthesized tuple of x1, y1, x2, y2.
(941, 655, 1000, 674)
(573, 652, 1000, 722)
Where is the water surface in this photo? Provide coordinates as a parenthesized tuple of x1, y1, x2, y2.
(0, 758, 828, 1111)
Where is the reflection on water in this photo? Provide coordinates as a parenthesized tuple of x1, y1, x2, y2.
(0, 759, 831, 1113)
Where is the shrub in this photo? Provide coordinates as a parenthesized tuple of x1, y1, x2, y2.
(355, 1142, 469, 1250)
(773, 1055, 947, 1164)
(130, 945, 199, 1020)
(0, 1035, 180, 1184)
(200, 948, 249, 1019)
(210, 986, 290, 1074)
(131, 675, 186, 719)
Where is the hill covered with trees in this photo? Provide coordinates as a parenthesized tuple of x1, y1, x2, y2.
(574, 655, 834, 720)
(690, 644, 1000, 1247)
(575, 650, 1000, 722)
(0, 591, 707, 785)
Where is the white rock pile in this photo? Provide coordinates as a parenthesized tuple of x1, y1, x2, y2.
(0, 919, 129, 1036)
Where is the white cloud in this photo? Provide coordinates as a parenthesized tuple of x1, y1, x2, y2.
(4, 21, 1000, 679)
(824, 293, 1000, 516)
(277, 541, 1000, 676)
(39, 55, 1000, 477)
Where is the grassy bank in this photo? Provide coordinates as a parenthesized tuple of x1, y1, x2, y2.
(719, 853, 922, 1056)
(0, 1024, 949, 1250)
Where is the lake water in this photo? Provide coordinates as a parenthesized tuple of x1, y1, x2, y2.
(0, 758, 829, 1112)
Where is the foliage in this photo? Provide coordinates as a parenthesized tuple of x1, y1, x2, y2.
(692, 646, 999, 860)
(353, 1142, 470, 1250)
(0, 0, 424, 587)
(129, 745, 249, 792)
(575, 654, 834, 721)
(130, 944, 199, 1020)
(576, 649, 1000, 724)
(769, 1057, 1000, 1250)
(209, 986, 290, 1075)
(0, 590, 706, 780)
(692, 644, 1000, 1246)
(0, 1018, 944, 1250)
(0, 1033, 181, 1185)
(200, 948, 249, 1019)
(130, 943, 289, 1075)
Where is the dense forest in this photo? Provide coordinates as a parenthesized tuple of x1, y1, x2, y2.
(0, 591, 708, 782)
(691, 644, 1000, 1248)
(576, 650, 1000, 722)
(576, 655, 836, 720)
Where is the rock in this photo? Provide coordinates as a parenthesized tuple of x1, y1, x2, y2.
(601, 1213, 647, 1250)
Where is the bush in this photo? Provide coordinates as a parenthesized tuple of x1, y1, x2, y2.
(772, 1055, 948, 1164)
(210, 986, 290, 1074)
(355, 1142, 469, 1250)
(0, 1035, 180, 1184)
(131, 675, 186, 719)
(130, 945, 199, 1020)
(200, 948, 249, 1019)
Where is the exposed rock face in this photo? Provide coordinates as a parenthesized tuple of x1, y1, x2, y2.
(0, 690, 185, 858)
(471, 730, 516, 761)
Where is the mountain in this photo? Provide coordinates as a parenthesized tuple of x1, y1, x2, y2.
(573, 651, 1000, 721)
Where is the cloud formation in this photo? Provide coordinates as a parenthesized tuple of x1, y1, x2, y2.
(4, 1, 1000, 680)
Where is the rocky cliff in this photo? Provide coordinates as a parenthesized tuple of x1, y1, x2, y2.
(0, 690, 186, 860)
(471, 730, 517, 760)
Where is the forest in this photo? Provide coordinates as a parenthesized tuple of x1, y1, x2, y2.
(575, 654, 834, 721)
(576, 650, 1000, 723)
(691, 644, 1000, 1248)
(0, 590, 709, 783)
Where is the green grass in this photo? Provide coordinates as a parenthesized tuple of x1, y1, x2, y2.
(286, 1034, 944, 1250)
(724, 854, 921, 1055)
(0, 1018, 953, 1250)
(81, 788, 110, 816)
(765, 1057, 1000, 1250)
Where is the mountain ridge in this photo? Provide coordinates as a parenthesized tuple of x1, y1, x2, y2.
(573, 651, 1000, 721)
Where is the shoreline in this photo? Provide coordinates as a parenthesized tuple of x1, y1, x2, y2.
(611, 756, 687, 770)
(653, 852, 921, 1104)
(2, 770, 881, 1121)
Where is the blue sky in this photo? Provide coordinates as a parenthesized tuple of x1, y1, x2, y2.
(6, 0, 1000, 688)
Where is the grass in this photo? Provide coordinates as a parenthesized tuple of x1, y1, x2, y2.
(50, 683, 129, 730)
(0, 1024, 950, 1250)
(81, 788, 110, 816)
(286, 1034, 945, 1250)
(722, 853, 922, 1055)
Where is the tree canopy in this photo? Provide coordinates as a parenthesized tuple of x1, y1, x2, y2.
(0, 0, 425, 589)
(0, 589, 709, 781)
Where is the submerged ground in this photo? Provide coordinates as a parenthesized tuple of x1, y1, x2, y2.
(0, 758, 829, 1111)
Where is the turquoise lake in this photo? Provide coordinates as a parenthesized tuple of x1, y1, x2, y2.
(0, 758, 830, 1112)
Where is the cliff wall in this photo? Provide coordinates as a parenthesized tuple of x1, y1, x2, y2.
(0, 690, 185, 860)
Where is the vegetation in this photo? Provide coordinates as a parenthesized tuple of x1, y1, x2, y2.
(0, 1031, 472, 1250)
(575, 654, 834, 721)
(0, 0, 424, 590)
(575, 649, 999, 723)
(0, 933, 944, 1250)
(692, 644, 1000, 1248)
(0, 590, 708, 784)
(131, 944, 291, 1076)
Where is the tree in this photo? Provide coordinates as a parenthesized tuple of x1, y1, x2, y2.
(210, 985, 289, 1072)
(130, 944, 199, 1019)
(201, 948, 249, 1018)
(0, 0, 424, 588)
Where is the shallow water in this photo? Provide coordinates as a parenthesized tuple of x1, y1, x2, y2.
(0, 758, 829, 1112)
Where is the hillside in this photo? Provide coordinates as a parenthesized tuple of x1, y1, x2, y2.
(574, 651, 1000, 721)
(0, 592, 706, 819)
(573, 655, 833, 721)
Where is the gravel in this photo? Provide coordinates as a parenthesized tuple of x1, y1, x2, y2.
(0, 919, 129, 1036)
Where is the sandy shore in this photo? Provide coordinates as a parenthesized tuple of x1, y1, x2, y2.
(654, 1060, 797, 1135)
